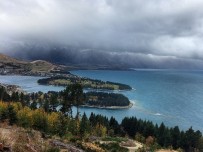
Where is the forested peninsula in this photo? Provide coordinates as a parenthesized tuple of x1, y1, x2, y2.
(38, 76, 132, 90)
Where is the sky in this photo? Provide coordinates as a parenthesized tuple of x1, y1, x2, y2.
(1, 0, 203, 69)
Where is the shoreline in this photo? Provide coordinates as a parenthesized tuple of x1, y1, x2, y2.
(80, 102, 133, 110)
(0, 74, 133, 110)
(0, 83, 26, 95)
(0, 73, 133, 91)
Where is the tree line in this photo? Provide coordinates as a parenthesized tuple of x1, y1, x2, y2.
(0, 85, 131, 110)
(85, 92, 130, 107)
(0, 101, 202, 152)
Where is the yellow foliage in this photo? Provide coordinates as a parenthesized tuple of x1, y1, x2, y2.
(32, 108, 47, 123)
(10, 102, 23, 111)
(94, 124, 107, 137)
(0, 101, 7, 110)
(47, 112, 59, 133)
(17, 106, 33, 127)
(0, 101, 22, 112)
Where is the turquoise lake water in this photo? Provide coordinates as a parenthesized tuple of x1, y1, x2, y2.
(0, 69, 203, 132)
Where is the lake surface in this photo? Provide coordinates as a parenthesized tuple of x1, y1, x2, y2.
(0, 70, 203, 132)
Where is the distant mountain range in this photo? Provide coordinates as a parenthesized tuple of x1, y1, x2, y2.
(0, 51, 129, 73)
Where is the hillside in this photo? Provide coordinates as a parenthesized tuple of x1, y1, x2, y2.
(0, 123, 86, 152)
(0, 53, 26, 64)
(30, 60, 57, 73)
(0, 53, 68, 76)
(0, 124, 179, 152)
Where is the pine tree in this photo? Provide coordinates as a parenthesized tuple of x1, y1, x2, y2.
(43, 99, 50, 112)
(157, 123, 166, 146)
(30, 100, 37, 110)
(7, 105, 17, 125)
(70, 83, 84, 118)
(164, 128, 172, 147)
(60, 86, 72, 116)
(61, 84, 84, 117)
(11, 92, 19, 102)
(57, 113, 68, 137)
(109, 117, 120, 135)
(20, 92, 26, 107)
(80, 113, 90, 138)
(50, 94, 58, 112)
(0, 87, 6, 101)
(171, 126, 181, 149)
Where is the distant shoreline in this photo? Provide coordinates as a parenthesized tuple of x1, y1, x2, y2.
(80, 102, 133, 110)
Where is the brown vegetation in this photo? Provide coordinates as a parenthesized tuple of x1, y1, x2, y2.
(0, 53, 67, 76)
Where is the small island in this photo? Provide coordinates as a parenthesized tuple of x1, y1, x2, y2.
(84, 92, 132, 109)
(38, 76, 132, 90)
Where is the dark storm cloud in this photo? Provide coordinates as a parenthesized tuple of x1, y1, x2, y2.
(1, 0, 203, 68)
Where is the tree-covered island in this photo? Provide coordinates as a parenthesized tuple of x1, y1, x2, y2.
(84, 92, 132, 108)
(37, 76, 132, 90)
(0, 84, 132, 109)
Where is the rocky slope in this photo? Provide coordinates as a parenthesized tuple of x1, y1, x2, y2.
(0, 123, 85, 152)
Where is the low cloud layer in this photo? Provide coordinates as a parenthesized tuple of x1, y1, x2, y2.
(1, 0, 203, 69)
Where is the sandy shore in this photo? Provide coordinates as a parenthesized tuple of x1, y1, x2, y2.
(80, 102, 133, 109)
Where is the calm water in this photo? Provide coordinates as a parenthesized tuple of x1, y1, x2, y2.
(72, 70, 203, 132)
(0, 75, 64, 92)
(0, 70, 203, 132)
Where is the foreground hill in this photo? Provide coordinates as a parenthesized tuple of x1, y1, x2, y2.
(0, 53, 68, 76)
(0, 123, 178, 152)
(0, 123, 86, 152)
